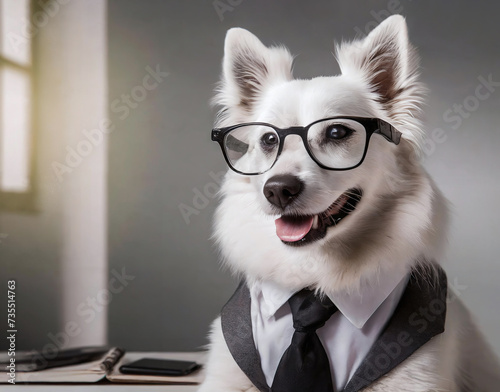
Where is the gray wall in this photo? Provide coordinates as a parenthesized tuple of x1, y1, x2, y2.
(107, 0, 500, 354)
(0, 0, 107, 352)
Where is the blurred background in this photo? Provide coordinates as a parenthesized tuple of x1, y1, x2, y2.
(0, 0, 499, 358)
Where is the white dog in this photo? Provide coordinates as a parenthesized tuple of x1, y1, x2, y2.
(199, 15, 500, 392)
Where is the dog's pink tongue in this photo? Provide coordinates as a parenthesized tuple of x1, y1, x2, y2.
(275, 216, 314, 242)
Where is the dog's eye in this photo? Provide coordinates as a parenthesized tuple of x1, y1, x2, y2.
(261, 133, 279, 146)
(325, 125, 352, 140)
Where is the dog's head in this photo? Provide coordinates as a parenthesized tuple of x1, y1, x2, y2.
(212, 16, 448, 293)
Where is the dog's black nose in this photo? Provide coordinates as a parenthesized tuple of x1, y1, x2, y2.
(264, 174, 304, 209)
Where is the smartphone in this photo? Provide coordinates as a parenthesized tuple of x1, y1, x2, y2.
(119, 358, 201, 376)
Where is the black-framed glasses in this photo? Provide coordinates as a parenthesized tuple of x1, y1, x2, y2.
(211, 116, 402, 175)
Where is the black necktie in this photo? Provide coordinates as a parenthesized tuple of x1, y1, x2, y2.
(271, 289, 338, 392)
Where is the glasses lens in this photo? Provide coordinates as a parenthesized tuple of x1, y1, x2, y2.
(307, 118, 367, 169)
(223, 125, 279, 174)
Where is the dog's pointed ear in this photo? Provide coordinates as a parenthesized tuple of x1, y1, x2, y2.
(336, 15, 423, 115)
(214, 28, 294, 117)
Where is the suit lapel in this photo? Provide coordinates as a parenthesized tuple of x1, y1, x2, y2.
(344, 265, 447, 392)
(221, 281, 270, 392)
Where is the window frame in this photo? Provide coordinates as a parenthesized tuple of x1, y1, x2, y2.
(0, 0, 37, 212)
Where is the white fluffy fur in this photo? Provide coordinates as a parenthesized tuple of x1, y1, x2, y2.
(199, 15, 500, 391)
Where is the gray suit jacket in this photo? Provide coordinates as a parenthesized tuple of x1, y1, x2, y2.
(221, 264, 447, 392)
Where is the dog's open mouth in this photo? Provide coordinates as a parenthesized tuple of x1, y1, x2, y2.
(274, 188, 362, 246)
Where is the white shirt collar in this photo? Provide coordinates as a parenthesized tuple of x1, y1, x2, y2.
(251, 266, 409, 329)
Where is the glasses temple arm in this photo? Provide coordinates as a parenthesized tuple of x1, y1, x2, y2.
(376, 120, 402, 145)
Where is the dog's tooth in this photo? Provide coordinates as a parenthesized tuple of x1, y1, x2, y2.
(312, 215, 319, 229)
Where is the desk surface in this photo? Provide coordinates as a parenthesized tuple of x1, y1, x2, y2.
(12, 385, 198, 391)
(9, 352, 203, 391)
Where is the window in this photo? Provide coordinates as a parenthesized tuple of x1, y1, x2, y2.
(0, 0, 34, 211)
